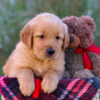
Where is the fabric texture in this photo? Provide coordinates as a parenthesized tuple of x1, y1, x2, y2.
(0, 76, 100, 100)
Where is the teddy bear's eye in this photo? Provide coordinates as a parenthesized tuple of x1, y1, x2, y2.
(40, 35, 44, 39)
(56, 36, 60, 40)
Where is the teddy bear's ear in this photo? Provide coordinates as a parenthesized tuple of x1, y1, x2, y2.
(68, 34, 80, 48)
(81, 16, 96, 32)
(62, 16, 77, 25)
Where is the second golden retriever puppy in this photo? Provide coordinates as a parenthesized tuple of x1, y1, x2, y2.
(3, 13, 69, 96)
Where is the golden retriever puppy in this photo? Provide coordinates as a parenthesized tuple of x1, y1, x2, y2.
(3, 13, 69, 96)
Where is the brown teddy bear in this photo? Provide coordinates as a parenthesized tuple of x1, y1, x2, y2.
(62, 16, 100, 79)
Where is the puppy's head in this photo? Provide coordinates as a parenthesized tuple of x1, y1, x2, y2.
(20, 13, 69, 60)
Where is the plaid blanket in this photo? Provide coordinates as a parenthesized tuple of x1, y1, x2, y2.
(0, 76, 100, 100)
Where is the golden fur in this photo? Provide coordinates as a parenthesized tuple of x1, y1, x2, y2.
(3, 13, 69, 96)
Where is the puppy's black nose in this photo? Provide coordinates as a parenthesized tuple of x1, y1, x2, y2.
(46, 48, 55, 56)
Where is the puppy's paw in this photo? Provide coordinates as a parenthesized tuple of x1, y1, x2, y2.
(19, 80, 35, 96)
(42, 78, 58, 94)
(73, 69, 94, 78)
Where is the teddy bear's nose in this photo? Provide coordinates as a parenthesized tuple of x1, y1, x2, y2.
(46, 48, 55, 56)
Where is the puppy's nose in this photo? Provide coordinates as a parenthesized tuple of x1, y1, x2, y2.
(46, 48, 55, 56)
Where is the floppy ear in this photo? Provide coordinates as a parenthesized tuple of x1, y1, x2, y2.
(68, 34, 80, 48)
(20, 23, 34, 49)
(62, 25, 70, 50)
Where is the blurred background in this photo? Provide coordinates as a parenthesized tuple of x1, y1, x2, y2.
(0, 0, 100, 75)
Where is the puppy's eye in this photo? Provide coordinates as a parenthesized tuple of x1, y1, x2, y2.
(56, 36, 60, 40)
(40, 35, 44, 39)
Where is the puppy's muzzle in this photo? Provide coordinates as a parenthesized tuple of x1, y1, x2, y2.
(46, 48, 55, 57)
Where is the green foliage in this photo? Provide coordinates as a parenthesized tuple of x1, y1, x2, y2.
(0, 0, 100, 75)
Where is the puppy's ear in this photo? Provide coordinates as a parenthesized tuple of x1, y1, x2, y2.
(20, 23, 34, 49)
(62, 25, 69, 50)
(68, 34, 80, 48)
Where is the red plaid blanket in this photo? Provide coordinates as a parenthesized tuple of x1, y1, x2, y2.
(0, 76, 100, 100)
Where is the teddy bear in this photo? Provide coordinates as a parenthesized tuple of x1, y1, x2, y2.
(62, 16, 100, 79)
